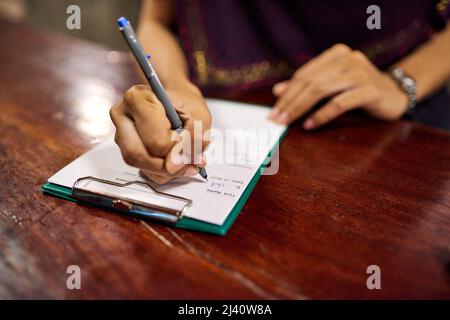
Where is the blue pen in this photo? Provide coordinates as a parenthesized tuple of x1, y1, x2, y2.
(117, 17, 208, 180)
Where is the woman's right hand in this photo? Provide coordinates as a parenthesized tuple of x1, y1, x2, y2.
(110, 83, 211, 184)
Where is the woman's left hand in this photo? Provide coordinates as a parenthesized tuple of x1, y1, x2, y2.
(270, 43, 409, 129)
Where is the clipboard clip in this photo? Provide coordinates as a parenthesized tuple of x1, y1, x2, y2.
(72, 176, 192, 224)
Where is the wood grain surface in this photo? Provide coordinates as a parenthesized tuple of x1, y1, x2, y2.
(1, 19, 450, 299)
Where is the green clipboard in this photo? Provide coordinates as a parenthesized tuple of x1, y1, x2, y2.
(41, 130, 287, 236)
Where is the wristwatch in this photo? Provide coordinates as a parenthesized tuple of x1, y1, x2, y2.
(388, 67, 417, 114)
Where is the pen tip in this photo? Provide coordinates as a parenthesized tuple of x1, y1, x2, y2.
(198, 167, 208, 182)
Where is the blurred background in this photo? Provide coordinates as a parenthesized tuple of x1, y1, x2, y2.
(0, 0, 142, 50)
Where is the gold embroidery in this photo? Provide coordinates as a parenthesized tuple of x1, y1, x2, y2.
(193, 50, 208, 84)
(183, 0, 295, 87)
(362, 20, 433, 62)
(182, 1, 437, 87)
(204, 60, 292, 87)
(437, 0, 449, 12)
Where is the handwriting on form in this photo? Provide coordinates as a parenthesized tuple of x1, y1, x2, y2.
(205, 176, 244, 197)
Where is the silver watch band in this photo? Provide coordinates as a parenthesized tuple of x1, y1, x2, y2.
(389, 67, 417, 114)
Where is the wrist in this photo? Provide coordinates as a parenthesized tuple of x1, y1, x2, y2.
(165, 76, 201, 95)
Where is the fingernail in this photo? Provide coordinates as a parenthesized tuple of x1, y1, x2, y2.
(183, 166, 199, 177)
(273, 84, 282, 94)
(172, 161, 185, 170)
(276, 112, 290, 124)
(268, 108, 280, 120)
(303, 118, 315, 130)
(273, 82, 287, 95)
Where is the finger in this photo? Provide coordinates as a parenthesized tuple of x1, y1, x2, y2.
(273, 84, 318, 124)
(169, 90, 212, 146)
(279, 72, 362, 124)
(272, 81, 290, 97)
(272, 79, 306, 117)
(170, 92, 211, 161)
(183, 114, 211, 148)
(165, 139, 207, 174)
(181, 117, 210, 169)
(194, 154, 207, 167)
(142, 164, 200, 184)
(111, 105, 166, 173)
(303, 86, 376, 130)
(143, 160, 198, 179)
(141, 171, 171, 185)
(291, 43, 351, 80)
(272, 50, 352, 117)
(123, 85, 175, 157)
(165, 140, 189, 175)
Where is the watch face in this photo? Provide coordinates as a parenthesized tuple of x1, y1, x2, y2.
(404, 78, 414, 87)
(392, 69, 402, 77)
